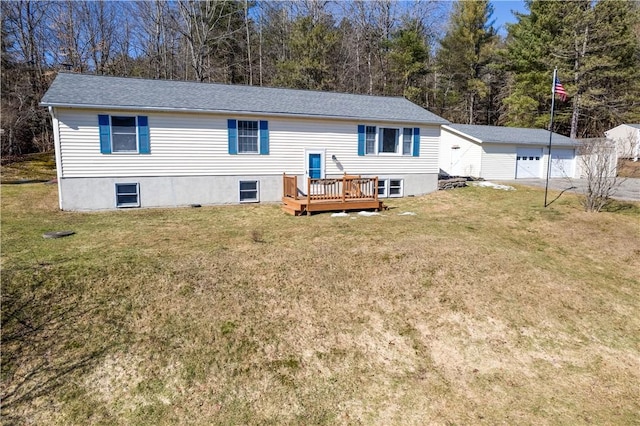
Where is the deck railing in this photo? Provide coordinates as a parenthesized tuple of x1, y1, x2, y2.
(283, 174, 298, 198)
(283, 173, 379, 203)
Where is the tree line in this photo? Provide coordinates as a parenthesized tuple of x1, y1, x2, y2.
(2, 0, 639, 157)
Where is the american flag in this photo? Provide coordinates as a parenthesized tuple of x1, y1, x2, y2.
(554, 77, 568, 102)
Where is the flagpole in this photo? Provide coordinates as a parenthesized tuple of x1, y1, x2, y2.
(544, 67, 557, 208)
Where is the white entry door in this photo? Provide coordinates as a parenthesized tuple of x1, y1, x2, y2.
(550, 149, 575, 178)
(516, 148, 543, 178)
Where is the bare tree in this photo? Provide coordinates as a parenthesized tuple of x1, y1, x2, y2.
(132, 0, 181, 79)
(173, 0, 243, 82)
(50, 1, 89, 73)
(1, 0, 53, 156)
(576, 137, 629, 212)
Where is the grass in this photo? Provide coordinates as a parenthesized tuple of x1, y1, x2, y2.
(618, 159, 640, 178)
(0, 152, 57, 183)
(2, 178, 639, 425)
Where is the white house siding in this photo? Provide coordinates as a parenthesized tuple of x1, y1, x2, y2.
(480, 144, 518, 180)
(605, 125, 640, 160)
(549, 148, 576, 178)
(54, 108, 440, 210)
(439, 129, 482, 177)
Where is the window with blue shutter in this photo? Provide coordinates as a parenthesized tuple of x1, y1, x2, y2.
(229, 119, 269, 155)
(99, 114, 150, 154)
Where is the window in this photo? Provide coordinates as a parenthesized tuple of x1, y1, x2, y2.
(358, 125, 419, 157)
(402, 128, 413, 155)
(111, 116, 137, 152)
(115, 183, 140, 208)
(238, 120, 259, 153)
(365, 126, 376, 154)
(239, 180, 259, 202)
(98, 115, 150, 154)
(380, 128, 399, 153)
(378, 179, 387, 197)
(228, 119, 269, 155)
(377, 179, 403, 198)
(389, 179, 403, 197)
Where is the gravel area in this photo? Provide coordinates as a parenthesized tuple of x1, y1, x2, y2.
(497, 178, 640, 202)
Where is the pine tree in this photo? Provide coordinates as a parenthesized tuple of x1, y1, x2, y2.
(386, 18, 430, 103)
(435, 0, 497, 124)
(275, 14, 339, 91)
(503, 0, 640, 138)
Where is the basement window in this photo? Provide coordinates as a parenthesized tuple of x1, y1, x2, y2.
(115, 183, 140, 208)
(239, 180, 259, 203)
(389, 179, 403, 197)
(378, 179, 404, 198)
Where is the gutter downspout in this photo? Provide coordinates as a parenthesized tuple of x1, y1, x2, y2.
(48, 106, 64, 210)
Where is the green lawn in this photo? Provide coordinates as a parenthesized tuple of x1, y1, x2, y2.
(2, 180, 639, 425)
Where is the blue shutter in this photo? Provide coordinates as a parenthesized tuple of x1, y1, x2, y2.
(98, 115, 111, 154)
(357, 125, 365, 156)
(138, 116, 150, 154)
(413, 127, 420, 157)
(228, 119, 237, 155)
(259, 120, 269, 155)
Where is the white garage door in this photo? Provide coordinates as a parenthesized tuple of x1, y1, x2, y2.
(516, 148, 542, 178)
(550, 149, 575, 178)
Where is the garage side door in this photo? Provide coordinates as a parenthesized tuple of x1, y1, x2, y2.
(516, 148, 542, 178)
(550, 148, 575, 178)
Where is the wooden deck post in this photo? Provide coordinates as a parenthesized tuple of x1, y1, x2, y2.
(306, 177, 311, 216)
(374, 177, 378, 202)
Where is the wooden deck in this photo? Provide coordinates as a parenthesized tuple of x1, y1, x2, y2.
(282, 173, 385, 216)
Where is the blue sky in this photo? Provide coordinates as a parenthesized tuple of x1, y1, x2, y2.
(490, 0, 529, 35)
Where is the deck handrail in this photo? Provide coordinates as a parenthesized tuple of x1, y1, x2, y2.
(283, 172, 379, 203)
(283, 173, 298, 199)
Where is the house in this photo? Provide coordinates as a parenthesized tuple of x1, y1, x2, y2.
(439, 124, 581, 180)
(41, 73, 448, 211)
(604, 124, 640, 162)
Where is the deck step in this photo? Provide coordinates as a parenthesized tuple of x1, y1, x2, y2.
(281, 204, 301, 216)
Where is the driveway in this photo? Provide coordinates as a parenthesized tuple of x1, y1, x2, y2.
(498, 178, 640, 202)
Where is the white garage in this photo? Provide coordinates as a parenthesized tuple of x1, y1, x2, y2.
(440, 124, 581, 180)
(549, 148, 575, 178)
(516, 148, 543, 178)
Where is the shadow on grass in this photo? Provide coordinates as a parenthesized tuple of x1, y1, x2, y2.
(601, 200, 640, 214)
(1, 264, 116, 423)
(545, 185, 577, 207)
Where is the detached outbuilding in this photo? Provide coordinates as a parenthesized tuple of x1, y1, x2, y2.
(41, 73, 448, 211)
(440, 124, 581, 180)
(605, 124, 640, 162)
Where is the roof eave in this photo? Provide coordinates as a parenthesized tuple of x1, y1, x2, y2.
(40, 102, 448, 125)
(442, 125, 484, 143)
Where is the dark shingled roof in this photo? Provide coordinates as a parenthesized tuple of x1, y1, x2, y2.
(444, 124, 579, 146)
(41, 73, 448, 124)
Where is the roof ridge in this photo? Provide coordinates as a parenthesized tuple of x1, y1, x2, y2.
(55, 72, 409, 101)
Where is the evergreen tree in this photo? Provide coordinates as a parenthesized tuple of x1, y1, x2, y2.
(275, 14, 339, 91)
(386, 18, 430, 104)
(503, 0, 640, 138)
(435, 0, 497, 124)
